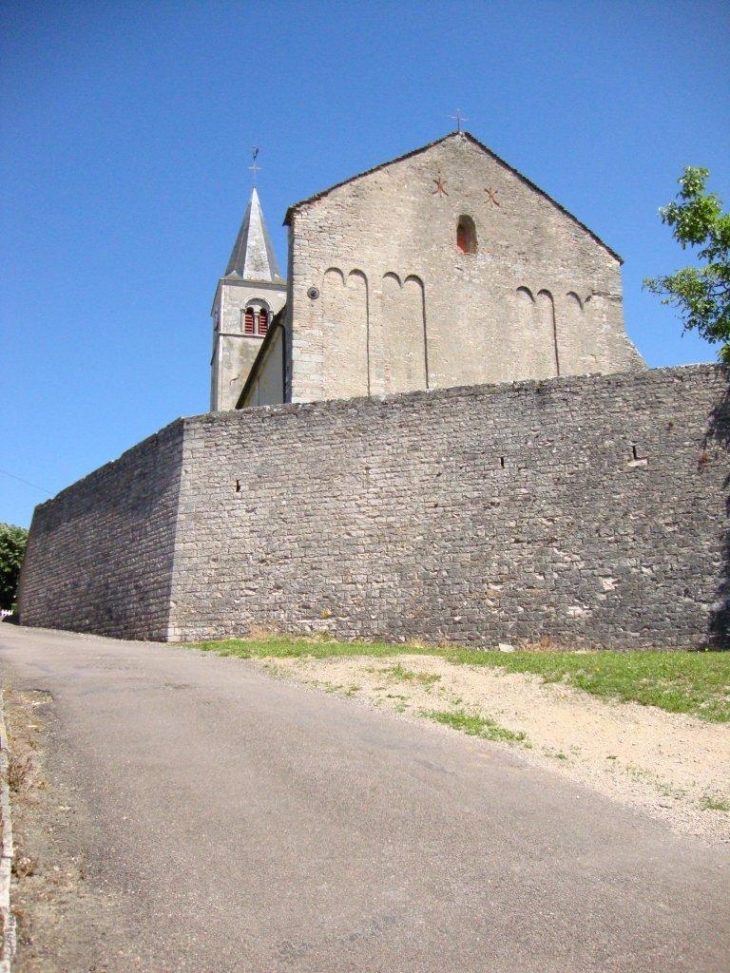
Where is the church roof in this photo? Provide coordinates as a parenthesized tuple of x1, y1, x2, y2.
(224, 187, 283, 281)
(284, 131, 622, 263)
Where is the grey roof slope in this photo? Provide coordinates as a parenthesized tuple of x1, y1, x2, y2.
(284, 131, 622, 263)
(225, 187, 283, 281)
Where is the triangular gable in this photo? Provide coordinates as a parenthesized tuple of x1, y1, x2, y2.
(284, 131, 622, 263)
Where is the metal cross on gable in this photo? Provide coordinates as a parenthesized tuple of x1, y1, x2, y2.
(249, 147, 261, 185)
(449, 108, 469, 132)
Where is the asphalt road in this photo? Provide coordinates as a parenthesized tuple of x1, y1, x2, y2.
(1, 624, 728, 973)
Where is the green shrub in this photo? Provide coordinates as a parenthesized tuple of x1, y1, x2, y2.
(0, 522, 29, 611)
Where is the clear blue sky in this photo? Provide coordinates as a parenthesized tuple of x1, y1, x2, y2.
(2, 0, 729, 528)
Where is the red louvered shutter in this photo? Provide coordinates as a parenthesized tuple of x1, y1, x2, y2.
(258, 309, 269, 336)
(244, 308, 255, 334)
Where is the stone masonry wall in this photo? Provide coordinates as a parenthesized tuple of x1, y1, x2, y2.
(168, 364, 730, 649)
(19, 421, 185, 640)
(211, 278, 287, 411)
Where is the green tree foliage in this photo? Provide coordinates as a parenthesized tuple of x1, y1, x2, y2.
(0, 523, 29, 611)
(644, 167, 730, 360)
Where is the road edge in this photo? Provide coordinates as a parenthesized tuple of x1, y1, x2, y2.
(0, 691, 16, 971)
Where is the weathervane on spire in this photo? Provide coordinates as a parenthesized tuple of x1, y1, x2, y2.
(249, 147, 261, 185)
(449, 108, 468, 132)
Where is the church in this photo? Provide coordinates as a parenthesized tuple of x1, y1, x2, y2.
(19, 131, 728, 650)
(211, 131, 643, 412)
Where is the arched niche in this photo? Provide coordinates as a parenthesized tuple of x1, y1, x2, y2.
(457, 215, 478, 254)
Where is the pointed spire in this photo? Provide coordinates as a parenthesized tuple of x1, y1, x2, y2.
(224, 187, 283, 281)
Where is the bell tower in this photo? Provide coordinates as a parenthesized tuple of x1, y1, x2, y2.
(210, 180, 287, 411)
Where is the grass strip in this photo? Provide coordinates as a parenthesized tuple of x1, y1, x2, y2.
(421, 708, 526, 744)
(190, 636, 444, 661)
(444, 648, 730, 724)
(186, 638, 730, 723)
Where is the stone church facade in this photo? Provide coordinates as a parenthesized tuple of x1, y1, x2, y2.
(217, 132, 643, 410)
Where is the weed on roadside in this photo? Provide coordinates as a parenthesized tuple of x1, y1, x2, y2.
(382, 665, 441, 686)
(701, 795, 730, 812)
(7, 754, 33, 793)
(421, 708, 527, 745)
(542, 747, 569, 761)
(621, 763, 687, 800)
(12, 855, 38, 879)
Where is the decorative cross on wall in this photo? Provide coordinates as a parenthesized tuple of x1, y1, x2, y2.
(432, 174, 449, 196)
(485, 187, 500, 206)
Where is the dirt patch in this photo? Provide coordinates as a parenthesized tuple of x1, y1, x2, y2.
(253, 654, 730, 845)
(3, 686, 144, 973)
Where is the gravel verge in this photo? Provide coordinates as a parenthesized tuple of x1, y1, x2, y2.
(253, 653, 730, 845)
(0, 692, 16, 972)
